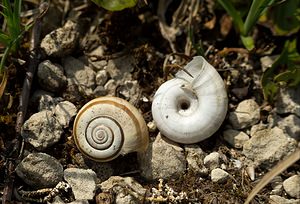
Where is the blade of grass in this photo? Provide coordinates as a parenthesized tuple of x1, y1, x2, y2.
(217, 0, 244, 34)
(243, 0, 274, 35)
(0, 69, 8, 100)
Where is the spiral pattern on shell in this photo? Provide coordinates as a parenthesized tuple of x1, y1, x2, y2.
(152, 56, 228, 144)
(73, 96, 149, 162)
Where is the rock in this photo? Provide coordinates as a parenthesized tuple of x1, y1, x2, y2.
(106, 55, 134, 80)
(147, 121, 157, 132)
(41, 20, 79, 57)
(83, 160, 113, 183)
(223, 129, 249, 148)
(210, 168, 229, 183)
(117, 80, 140, 104)
(269, 195, 300, 204)
(63, 78, 83, 102)
(283, 175, 300, 198)
(185, 145, 208, 176)
(93, 86, 108, 97)
(250, 123, 268, 137)
(260, 55, 278, 72)
(37, 60, 67, 92)
(243, 127, 297, 168)
(21, 110, 64, 150)
(275, 87, 300, 117)
(277, 115, 300, 140)
(229, 99, 260, 129)
(64, 168, 97, 200)
(138, 133, 186, 180)
(63, 56, 96, 97)
(16, 153, 63, 188)
(104, 79, 117, 96)
(31, 90, 63, 111)
(100, 176, 146, 204)
(54, 101, 77, 128)
(89, 59, 107, 71)
(204, 152, 220, 170)
(95, 70, 108, 86)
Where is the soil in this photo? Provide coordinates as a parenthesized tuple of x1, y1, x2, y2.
(0, 0, 299, 204)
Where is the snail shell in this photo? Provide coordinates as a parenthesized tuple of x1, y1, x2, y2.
(152, 56, 228, 144)
(73, 96, 149, 162)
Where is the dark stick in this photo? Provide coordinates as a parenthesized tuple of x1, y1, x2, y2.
(2, 16, 42, 204)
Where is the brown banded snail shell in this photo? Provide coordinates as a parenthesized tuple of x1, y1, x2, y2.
(73, 96, 149, 162)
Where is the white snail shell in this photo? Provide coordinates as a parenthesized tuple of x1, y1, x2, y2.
(73, 96, 149, 162)
(152, 56, 228, 144)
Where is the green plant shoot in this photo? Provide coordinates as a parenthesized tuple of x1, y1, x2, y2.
(217, 0, 274, 50)
(91, 0, 138, 11)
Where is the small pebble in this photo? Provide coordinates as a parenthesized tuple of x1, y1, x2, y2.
(223, 129, 249, 148)
(64, 168, 97, 200)
(21, 110, 63, 150)
(229, 99, 260, 129)
(204, 152, 220, 170)
(37, 60, 67, 93)
(16, 153, 63, 188)
(283, 175, 300, 198)
(211, 168, 229, 183)
(138, 133, 186, 180)
(54, 101, 77, 128)
(41, 20, 79, 57)
(243, 127, 297, 168)
(96, 70, 108, 86)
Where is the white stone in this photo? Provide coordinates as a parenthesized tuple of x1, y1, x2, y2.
(64, 168, 97, 200)
(229, 99, 260, 129)
(204, 152, 220, 170)
(16, 153, 63, 188)
(283, 175, 300, 198)
(63, 56, 96, 97)
(211, 168, 229, 183)
(95, 70, 108, 86)
(243, 127, 297, 168)
(41, 20, 79, 57)
(21, 110, 63, 150)
(269, 195, 300, 204)
(138, 133, 186, 180)
(54, 101, 77, 128)
(223, 129, 249, 148)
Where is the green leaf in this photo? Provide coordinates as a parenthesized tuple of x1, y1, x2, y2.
(91, 0, 138, 11)
(274, 68, 300, 87)
(243, 0, 274, 35)
(0, 31, 11, 46)
(269, 0, 300, 35)
(240, 35, 255, 51)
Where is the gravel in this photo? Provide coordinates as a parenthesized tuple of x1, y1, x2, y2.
(138, 133, 186, 180)
(40, 20, 80, 57)
(223, 129, 250, 148)
(21, 110, 64, 150)
(243, 127, 297, 168)
(229, 99, 260, 129)
(64, 168, 97, 200)
(16, 153, 63, 188)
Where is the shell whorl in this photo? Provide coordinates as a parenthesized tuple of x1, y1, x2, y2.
(73, 96, 149, 162)
(152, 56, 228, 144)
